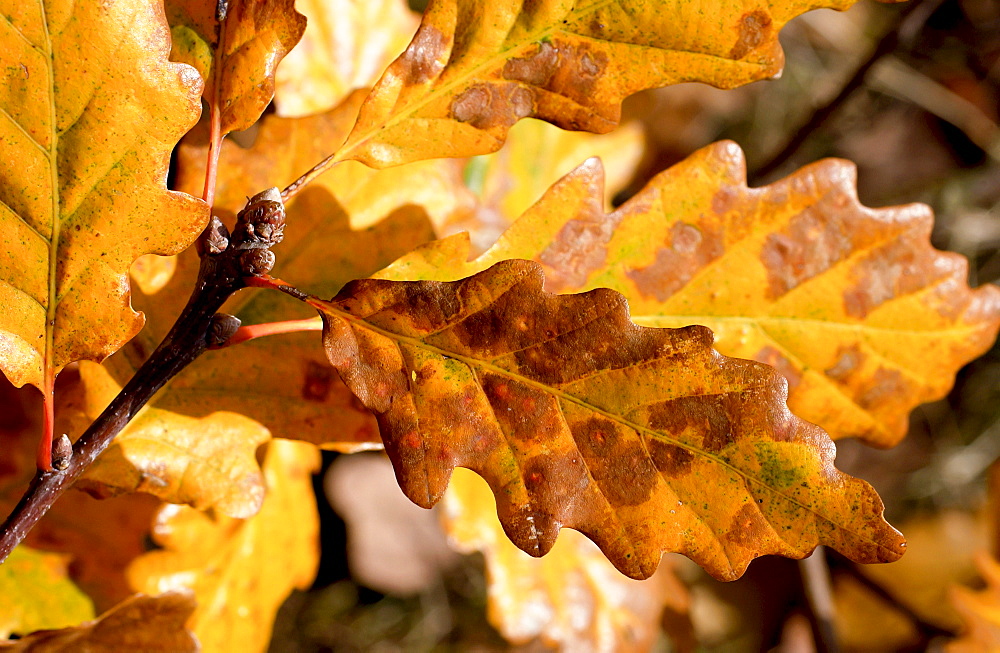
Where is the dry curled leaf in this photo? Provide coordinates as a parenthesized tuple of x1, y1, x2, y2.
(0, 592, 198, 653)
(166, 0, 306, 133)
(311, 259, 904, 581)
(128, 440, 320, 653)
(334, 0, 873, 168)
(443, 468, 692, 652)
(380, 141, 1000, 446)
(274, 0, 419, 117)
(0, 0, 207, 390)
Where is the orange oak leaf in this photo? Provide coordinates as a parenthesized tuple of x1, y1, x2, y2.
(311, 259, 905, 581)
(274, 0, 419, 117)
(948, 553, 1000, 653)
(442, 468, 693, 651)
(166, 0, 306, 134)
(0, 0, 207, 391)
(0, 592, 198, 653)
(0, 373, 162, 615)
(0, 546, 94, 639)
(378, 142, 1000, 447)
(127, 440, 320, 653)
(326, 0, 873, 169)
(63, 362, 270, 519)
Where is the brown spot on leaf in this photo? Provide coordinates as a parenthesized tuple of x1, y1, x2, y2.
(302, 361, 333, 401)
(502, 41, 559, 86)
(399, 24, 449, 84)
(572, 416, 657, 507)
(857, 367, 909, 411)
(723, 503, 770, 549)
(649, 394, 741, 453)
(450, 83, 535, 131)
(628, 222, 724, 302)
(842, 240, 936, 318)
(755, 346, 802, 391)
(825, 345, 863, 382)
(761, 204, 852, 299)
(647, 439, 694, 477)
(729, 10, 773, 60)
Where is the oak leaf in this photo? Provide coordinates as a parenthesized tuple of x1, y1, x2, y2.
(312, 259, 904, 580)
(127, 440, 320, 653)
(334, 0, 872, 168)
(273, 0, 419, 117)
(166, 0, 306, 134)
(0, 547, 94, 639)
(0, 592, 198, 653)
(442, 468, 692, 651)
(0, 0, 207, 390)
(65, 362, 270, 519)
(379, 142, 1000, 446)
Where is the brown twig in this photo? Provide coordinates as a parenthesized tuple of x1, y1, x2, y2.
(0, 188, 288, 563)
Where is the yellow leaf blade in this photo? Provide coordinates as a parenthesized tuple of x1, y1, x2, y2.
(0, 0, 208, 389)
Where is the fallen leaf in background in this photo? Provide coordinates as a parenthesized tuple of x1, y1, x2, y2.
(128, 439, 320, 653)
(0, 592, 198, 653)
(378, 141, 1000, 447)
(129, 254, 178, 296)
(442, 468, 693, 652)
(0, 546, 94, 639)
(313, 259, 904, 581)
(274, 0, 419, 117)
(326, 453, 459, 595)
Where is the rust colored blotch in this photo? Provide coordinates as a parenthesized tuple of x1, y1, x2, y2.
(761, 205, 852, 300)
(647, 439, 695, 477)
(450, 83, 535, 132)
(628, 222, 724, 302)
(573, 416, 657, 507)
(538, 193, 618, 292)
(729, 10, 773, 60)
(649, 394, 742, 454)
(502, 41, 559, 87)
(841, 241, 933, 319)
(857, 367, 908, 411)
(302, 361, 334, 402)
(400, 24, 449, 84)
(825, 345, 864, 382)
(755, 346, 802, 391)
(723, 503, 770, 549)
(482, 374, 559, 443)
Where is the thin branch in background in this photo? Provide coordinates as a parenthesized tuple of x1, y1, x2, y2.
(799, 547, 840, 653)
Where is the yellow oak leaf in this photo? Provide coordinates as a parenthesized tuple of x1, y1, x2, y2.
(311, 259, 905, 580)
(377, 142, 1000, 446)
(166, 0, 306, 134)
(274, 0, 419, 117)
(127, 439, 320, 653)
(0, 0, 207, 390)
(442, 468, 692, 651)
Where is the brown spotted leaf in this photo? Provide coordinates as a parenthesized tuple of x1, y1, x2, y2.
(127, 440, 320, 653)
(0, 0, 207, 390)
(442, 468, 692, 651)
(330, 0, 869, 168)
(312, 259, 905, 581)
(379, 142, 1000, 446)
(166, 0, 306, 134)
(273, 0, 419, 117)
(0, 593, 198, 653)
